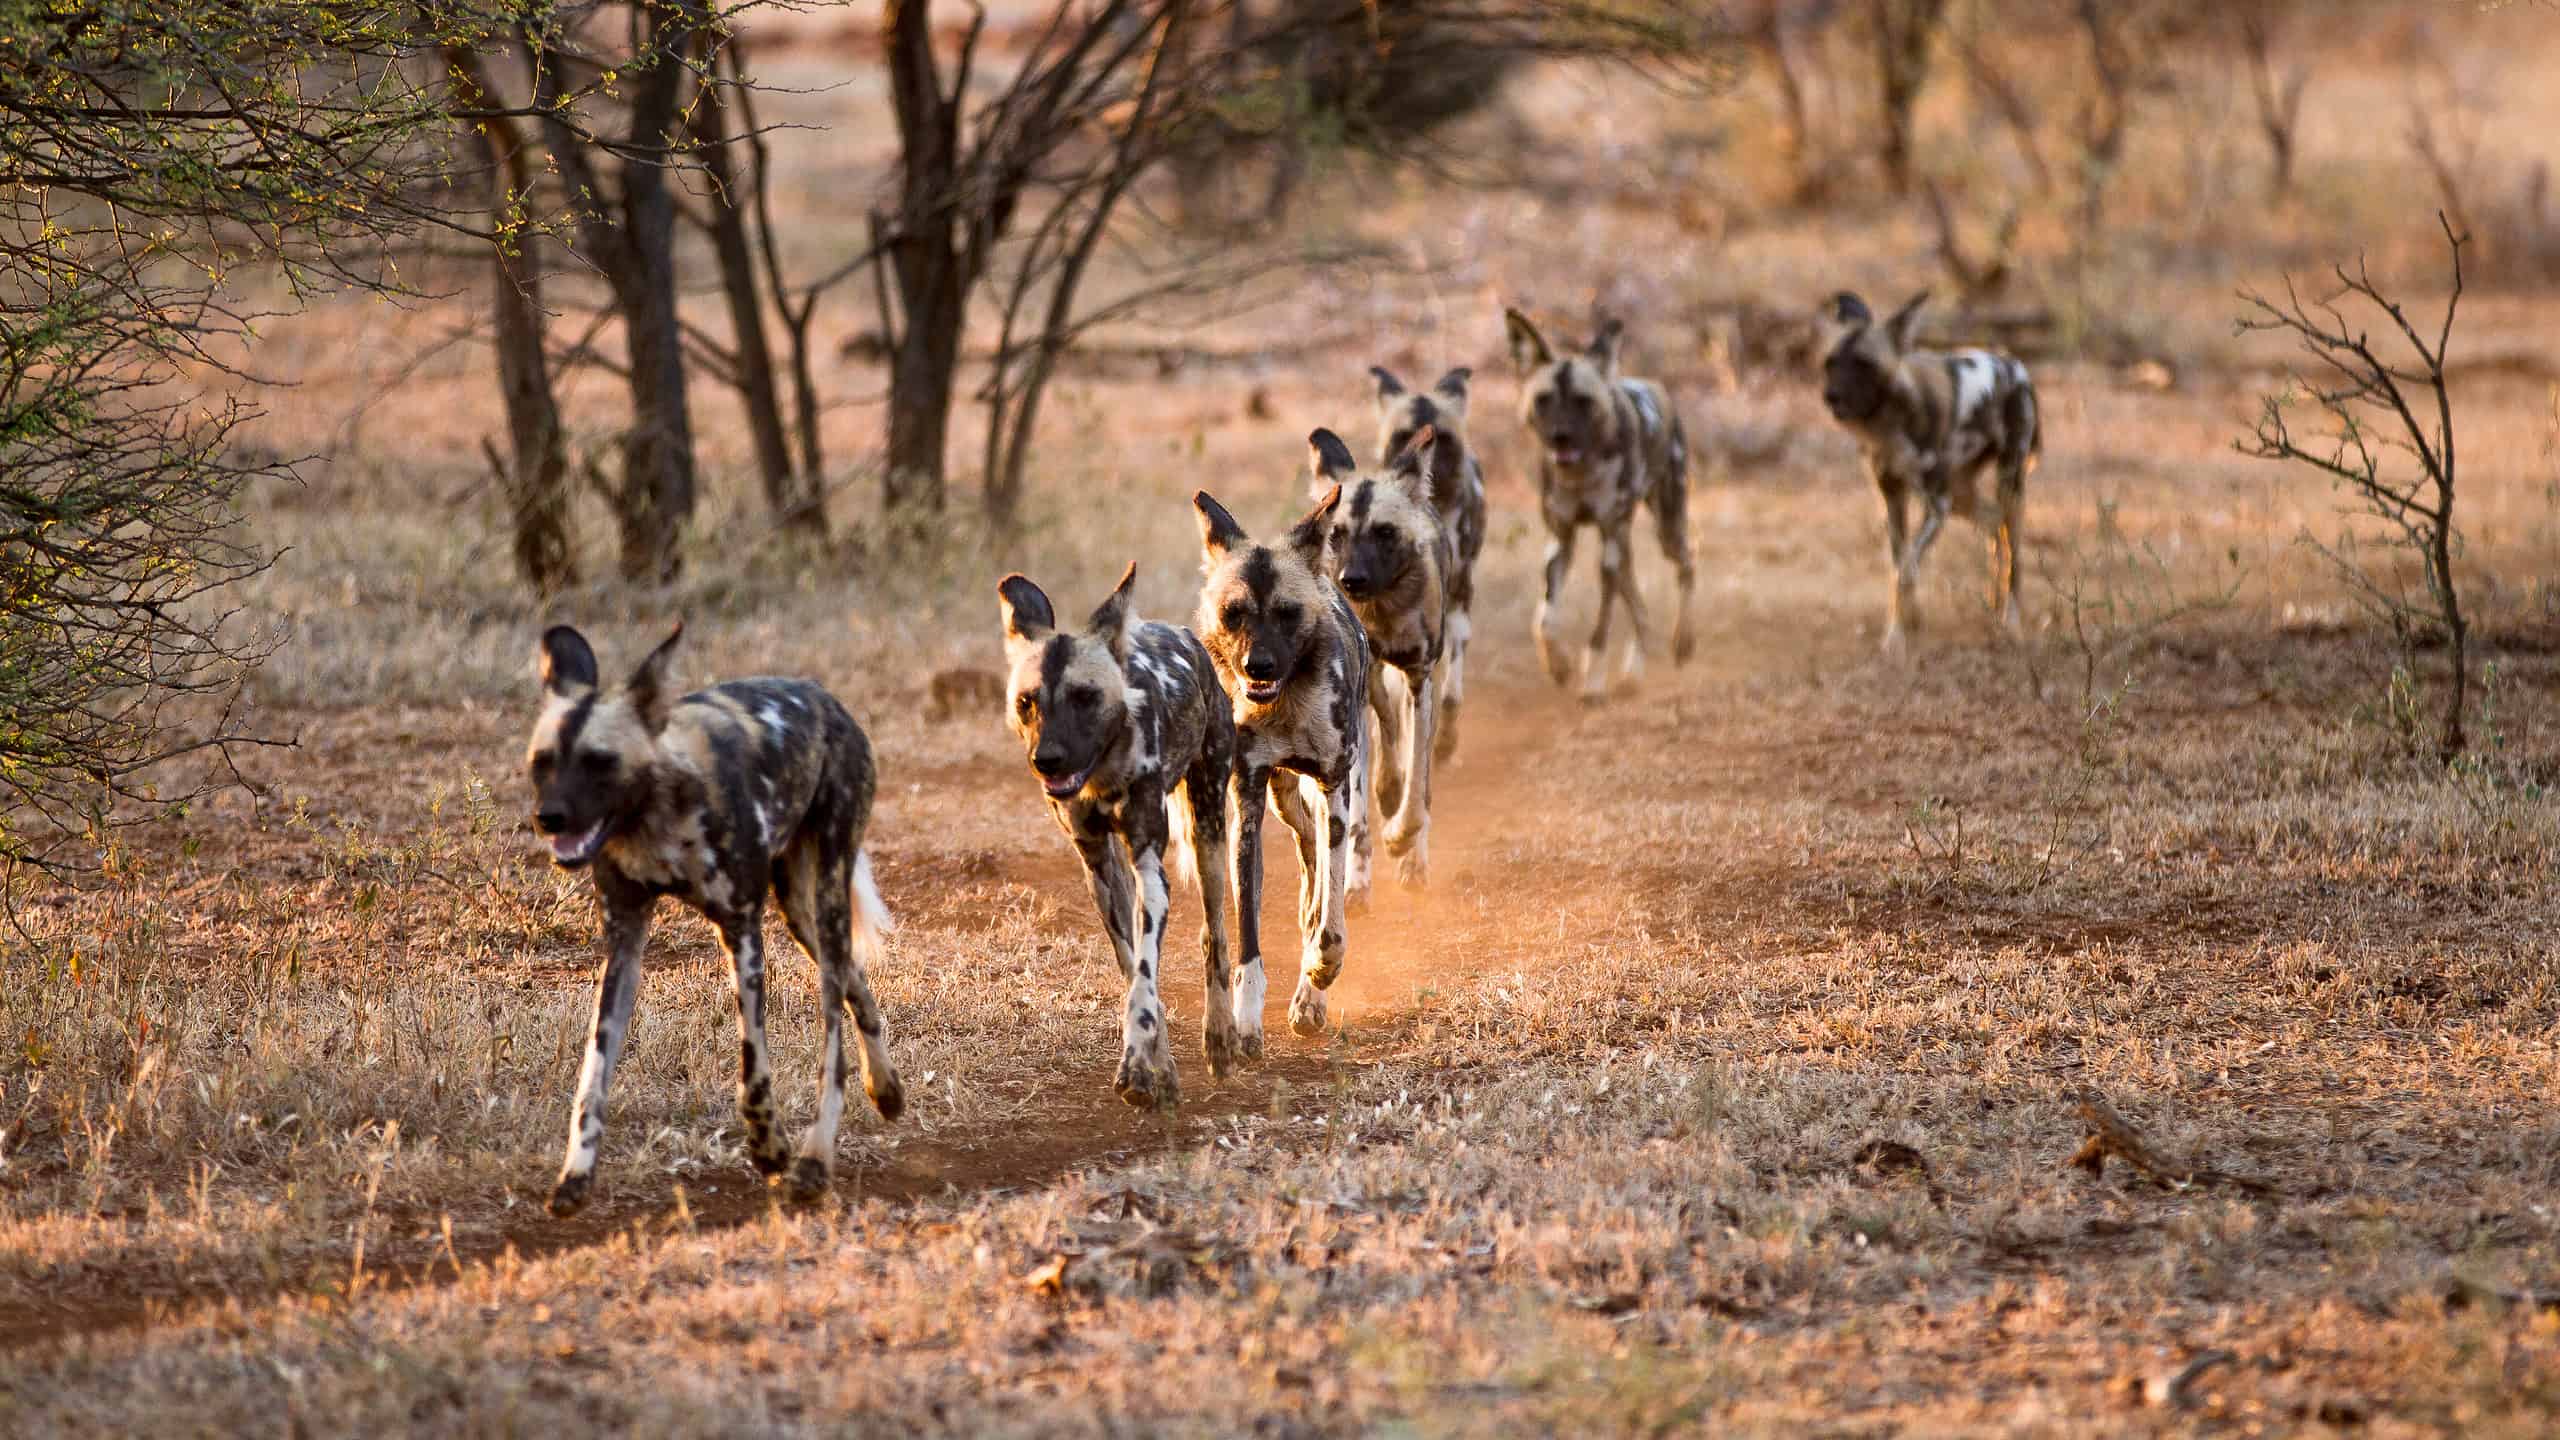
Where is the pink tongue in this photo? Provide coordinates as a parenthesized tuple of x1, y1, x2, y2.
(550, 826, 597, 860)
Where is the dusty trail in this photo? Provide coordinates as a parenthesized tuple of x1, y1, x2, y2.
(0, 671, 1626, 1352)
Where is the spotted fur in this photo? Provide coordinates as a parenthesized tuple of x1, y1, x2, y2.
(526, 624, 901, 1217)
(1309, 425, 1449, 889)
(998, 564, 1242, 1108)
(1820, 289, 2041, 653)
(1505, 306, 1699, 701)
(1193, 486, 1373, 1041)
(1370, 365, 1487, 761)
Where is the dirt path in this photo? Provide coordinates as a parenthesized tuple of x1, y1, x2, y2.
(0, 672, 1610, 1353)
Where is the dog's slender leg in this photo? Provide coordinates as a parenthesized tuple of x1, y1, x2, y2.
(1288, 773, 1353, 1037)
(774, 845, 848, 1203)
(1075, 829, 1139, 982)
(1534, 523, 1578, 689)
(1652, 465, 1698, 665)
(1385, 660, 1434, 888)
(840, 848, 903, 1122)
(549, 878, 652, 1218)
(1115, 820, 1178, 1110)
(1588, 521, 1644, 702)
(1229, 762, 1269, 1058)
(718, 905, 792, 1180)
(1435, 606, 1468, 763)
(1272, 772, 1323, 939)
(1878, 470, 1915, 657)
(1900, 481, 1952, 606)
(1184, 775, 1242, 1075)
(1611, 520, 1655, 693)
(1995, 452, 2026, 635)
(1367, 660, 1405, 824)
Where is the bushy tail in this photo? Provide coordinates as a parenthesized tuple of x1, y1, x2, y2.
(1165, 781, 1200, 892)
(852, 848, 897, 949)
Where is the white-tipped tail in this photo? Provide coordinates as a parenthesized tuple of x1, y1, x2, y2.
(1165, 781, 1201, 891)
(853, 848, 897, 945)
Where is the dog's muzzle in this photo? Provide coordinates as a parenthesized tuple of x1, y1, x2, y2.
(543, 818, 608, 868)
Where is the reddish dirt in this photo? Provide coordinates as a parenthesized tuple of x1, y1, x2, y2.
(0, 673, 1619, 1353)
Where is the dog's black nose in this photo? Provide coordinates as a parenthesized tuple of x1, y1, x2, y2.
(1033, 745, 1070, 776)
(536, 809, 569, 834)
(1340, 565, 1375, 597)
(1243, 653, 1279, 682)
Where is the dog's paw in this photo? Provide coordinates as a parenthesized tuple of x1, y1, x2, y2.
(1114, 1042, 1179, 1111)
(1394, 849, 1428, 890)
(865, 1070, 906, 1123)
(1288, 980, 1329, 1037)
(1204, 1014, 1246, 1078)
(781, 1155, 832, 1206)
(547, 1172, 594, 1219)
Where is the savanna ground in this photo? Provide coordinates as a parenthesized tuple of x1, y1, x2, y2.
(7, 4, 2560, 1434)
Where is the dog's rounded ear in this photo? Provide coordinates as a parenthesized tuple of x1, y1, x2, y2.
(1504, 306, 1553, 373)
(1387, 423, 1437, 492)
(1195, 490, 1248, 567)
(1586, 315, 1626, 380)
(1431, 367, 1472, 404)
(1288, 483, 1343, 566)
(1830, 291, 1874, 329)
(1884, 290, 1932, 353)
(1308, 428, 1359, 485)
(538, 625, 599, 695)
(1369, 365, 1406, 403)
(626, 619, 684, 736)
(997, 573, 1056, 648)
(1085, 562, 1138, 664)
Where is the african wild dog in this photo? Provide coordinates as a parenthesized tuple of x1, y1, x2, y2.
(1504, 307, 1698, 701)
(1308, 426, 1448, 888)
(1194, 485, 1372, 1039)
(526, 624, 901, 1216)
(1369, 365, 1487, 762)
(1820, 290, 2040, 654)
(997, 564, 1242, 1108)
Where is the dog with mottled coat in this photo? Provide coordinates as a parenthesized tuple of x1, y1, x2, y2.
(1368, 365, 1487, 761)
(1820, 289, 2041, 653)
(1193, 485, 1372, 1039)
(1504, 306, 1698, 700)
(1308, 425, 1449, 888)
(525, 623, 901, 1217)
(997, 564, 1242, 1108)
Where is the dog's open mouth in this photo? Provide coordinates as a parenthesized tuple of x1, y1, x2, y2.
(1243, 679, 1284, 705)
(548, 821, 608, 868)
(1042, 763, 1095, 799)
(1548, 443, 1584, 467)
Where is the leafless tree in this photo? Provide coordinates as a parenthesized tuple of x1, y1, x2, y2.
(2237, 215, 2472, 760)
(446, 46, 575, 593)
(2240, 12, 2308, 202)
(874, 0, 1731, 527)
(1867, 0, 1950, 195)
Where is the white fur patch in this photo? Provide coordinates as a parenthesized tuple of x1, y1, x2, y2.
(1166, 783, 1200, 891)
(1950, 352, 1998, 429)
(853, 849, 896, 942)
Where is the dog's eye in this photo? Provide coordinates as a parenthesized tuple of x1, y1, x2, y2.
(1069, 686, 1101, 713)
(1273, 603, 1302, 627)
(530, 750, 556, 774)
(1015, 693, 1037, 722)
(1220, 603, 1249, 631)
(579, 752, 616, 776)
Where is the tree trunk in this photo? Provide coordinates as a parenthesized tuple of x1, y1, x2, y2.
(691, 52, 818, 532)
(449, 46, 574, 593)
(609, 5, 702, 583)
(1870, 0, 1945, 195)
(880, 0, 969, 514)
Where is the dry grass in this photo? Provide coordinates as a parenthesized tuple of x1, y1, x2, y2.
(7, 4, 2560, 1434)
